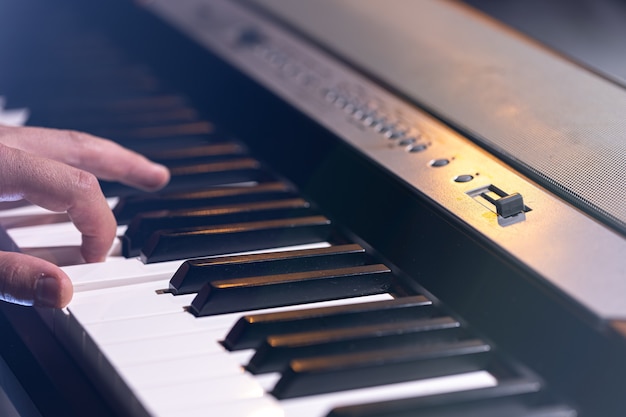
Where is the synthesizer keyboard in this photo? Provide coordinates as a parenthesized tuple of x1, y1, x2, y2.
(1, 0, 625, 416)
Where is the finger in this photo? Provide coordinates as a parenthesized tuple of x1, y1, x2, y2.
(0, 144, 116, 262)
(0, 251, 73, 308)
(0, 125, 170, 191)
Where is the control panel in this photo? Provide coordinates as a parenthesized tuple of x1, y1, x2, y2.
(145, 0, 626, 319)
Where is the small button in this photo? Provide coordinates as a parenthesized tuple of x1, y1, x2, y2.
(299, 73, 319, 87)
(237, 28, 265, 46)
(430, 158, 450, 167)
(343, 102, 357, 114)
(323, 89, 338, 103)
(267, 52, 287, 67)
(281, 63, 300, 77)
(408, 143, 428, 153)
(352, 109, 368, 120)
(454, 174, 474, 183)
(385, 129, 405, 139)
(398, 137, 417, 146)
(334, 96, 348, 109)
(362, 115, 379, 127)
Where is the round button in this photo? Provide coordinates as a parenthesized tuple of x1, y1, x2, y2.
(385, 129, 404, 140)
(323, 89, 338, 103)
(334, 96, 347, 109)
(454, 174, 474, 183)
(352, 109, 367, 121)
(398, 137, 417, 146)
(430, 158, 450, 167)
(362, 115, 380, 127)
(408, 143, 428, 153)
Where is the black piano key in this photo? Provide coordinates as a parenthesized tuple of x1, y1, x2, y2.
(189, 263, 393, 316)
(95, 120, 214, 141)
(247, 316, 465, 374)
(90, 136, 246, 169)
(144, 152, 256, 171)
(170, 243, 367, 295)
(105, 137, 224, 162)
(143, 142, 247, 164)
(113, 182, 295, 223)
(33, 94, 191, 114)
(102, 157, 274, 198)
(222, 295, 435, 350)
(122, 198, 314, 257)
(271, 339, 492, 399)
(141, 215, 333, 264)
(43, 107, 200, 131)
(327, 388, 575, 417)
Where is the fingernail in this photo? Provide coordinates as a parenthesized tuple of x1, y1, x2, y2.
(35, 276, 60, 307)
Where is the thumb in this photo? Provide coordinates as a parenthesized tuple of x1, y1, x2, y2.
(0, 251, 73, 308)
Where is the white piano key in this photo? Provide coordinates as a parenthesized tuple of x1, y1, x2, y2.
(63, 257, 184, 291)
(68, 280, 194, 323)
(116, 350, 245, 389)
(152, 396, 283, 417)
(98, 331, 229, 367)
(0, 107, 29, 126)
(77, 293, 394, 346)
(0, 198, 118, 221)
(7, 221, 127, 248)
(135, 373, 265, 410)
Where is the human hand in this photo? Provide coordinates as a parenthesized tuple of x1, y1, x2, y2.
(0, 125, 170, 308)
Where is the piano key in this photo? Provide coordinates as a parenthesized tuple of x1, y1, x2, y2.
(325, 379, 544, 417)
(78, 294, 393, 348)
(117, 350, 246, 389)
(134, 373, 266, 411)
(62, 257, 185, 292)
(99, 135, 223, 157)
(141, 215, 333, 264)
(46, 107, 201, 131)
(326, 388, 576, 417)
(29, 94, 192, 116)
(222, 295, 435, 351)
(189, 264, 392, 317)
(170, 243, 367, 295)
(152, 396, 283, 417)
(98, 330, 229, 367)
(271, 339, 492, 399)
(144, 142, 247, 164)
(97, 121, 214, 141)
(246, 316, 465, 374)
(103, 157, 274, 197)
(66, 280, 193, 324)
(0, 197, 118, 224)
(6, 221, 126, 250)
(145, 147, 256, 171)
(280, 372, 497, 417)
(122, 198, 314, 257)
(113, 181, 295, 223)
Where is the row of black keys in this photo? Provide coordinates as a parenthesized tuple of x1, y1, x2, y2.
(201, 268, 575, 417)
(8, 8, 575, 416)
